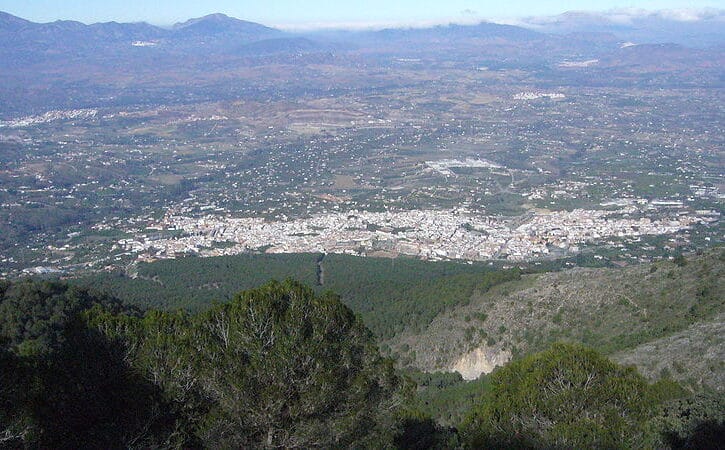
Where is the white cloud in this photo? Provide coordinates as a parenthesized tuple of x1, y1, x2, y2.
(601, 7, 724, 22)
(275, 16, 484, 32)
(652, 8, 724, 22)
(274, 7, 724, 32)
(513, 7, 724, 30)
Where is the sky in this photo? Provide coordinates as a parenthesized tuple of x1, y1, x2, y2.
(0, 0, 722, 28)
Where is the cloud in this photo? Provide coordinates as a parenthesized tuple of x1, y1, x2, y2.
(518, 7, 724, 28)
(651, 8, 724, 22)
(599, 7, 724, 23)
(274, 7, 724, 32)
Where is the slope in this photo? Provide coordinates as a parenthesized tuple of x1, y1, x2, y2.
(388, 249, 724, 390)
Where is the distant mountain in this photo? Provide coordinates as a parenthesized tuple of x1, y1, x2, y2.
(369, 21, 545, 45)
(0, 10, 562, 62)
(0, 14, 162, 57)
(0, 11, 285, 57)
(87, 21, 166, 42)
(0, 10, 31, 31)
(172, 13, 279, 39)
(519, 9, 725, 47)
(597, 43, 719, 72)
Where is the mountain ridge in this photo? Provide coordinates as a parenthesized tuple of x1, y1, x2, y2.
(171, 13, 281, 40)
(519, 8, 725, 47)
(0, 11, 283, 50)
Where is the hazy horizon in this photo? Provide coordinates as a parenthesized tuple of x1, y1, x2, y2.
(0, 1, 723, 30)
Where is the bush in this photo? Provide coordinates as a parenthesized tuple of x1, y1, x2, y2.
(673, 254, 688, 267)
(652, 392, 725, 450)
(462, 343, 661, 449)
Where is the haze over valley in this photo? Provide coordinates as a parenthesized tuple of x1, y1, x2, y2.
(0, 9, 722, 276)
(0, 4, 723, 448)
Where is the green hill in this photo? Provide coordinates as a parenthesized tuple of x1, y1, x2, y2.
(70, 253, 521, 342)
(2, 278, 721, 448)
(68, 249, 724, 393)
(389, 249, 724, 391)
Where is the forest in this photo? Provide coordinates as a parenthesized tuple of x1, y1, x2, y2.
(1, 278, 722, 449)
(71, 253, 522, 339)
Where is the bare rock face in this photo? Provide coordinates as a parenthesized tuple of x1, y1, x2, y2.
(450, 346, 511, 380)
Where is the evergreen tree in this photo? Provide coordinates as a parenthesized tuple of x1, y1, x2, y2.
(462, 343, 659, 449)
(90, 279, 411, 448)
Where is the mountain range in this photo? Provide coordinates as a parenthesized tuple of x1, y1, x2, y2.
(518, 9, 725, 48)
(0, 9, 722, 117)
(0, 11, 283, 55)
(1, 9, 723, 60)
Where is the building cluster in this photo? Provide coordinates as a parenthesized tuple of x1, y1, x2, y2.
(0, 109, 98, 128)
(512, 92, 566, 100)
(118, 205, 701, 262)
(425, 158, 503, 176)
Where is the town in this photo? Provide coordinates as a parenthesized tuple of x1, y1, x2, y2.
(0, 30, 722, 276)
(117, 203, 703, 263)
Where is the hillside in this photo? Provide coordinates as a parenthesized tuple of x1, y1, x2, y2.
(68, 249, 725, 393)
(388, 250, 724, 390)
(73, 253, 322, 310)
(70, 253, 523, 338)
(3, 278, 719, 448)
(614, 317, 724, 389)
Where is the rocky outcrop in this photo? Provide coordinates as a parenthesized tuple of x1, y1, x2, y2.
(450, 347, 511, 380)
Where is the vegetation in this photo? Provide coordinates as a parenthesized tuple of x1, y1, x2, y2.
(406, 370, 492, 427)
(390, 250, 724, 386)
(1, 278, 721, 448)
(73, 253, 321, 310)
(0, 280, 163, 448)
(321, 254, 521, 339)
(0, 279, 131, 356)
(73, 250, 721, 373)
(461, 343, 683, 449)
(653, 392, 725, 449)
(72, 253, 520, 340)
(0, 279, 410, 448)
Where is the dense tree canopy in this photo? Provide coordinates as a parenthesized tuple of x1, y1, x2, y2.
(0, 279, 410, 448)
(0, 278, 721, 449)
(462, 343, 671, 449)
(0, 279, 126, 356)
(0, 280, 172, 448)
(91, 279, 411, 448)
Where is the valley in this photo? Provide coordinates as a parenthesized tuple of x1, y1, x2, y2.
(0, 7, 723, 447)
(0, 11, 722, 276)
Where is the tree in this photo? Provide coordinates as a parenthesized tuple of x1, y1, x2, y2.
(0, 280, 177, 449)
(654, 392, 725, 450)
(91, 279, 411, 448)
(0, 344, 30, 447)
(0, 279, 125, 356)
(462, 343, 659, 449)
